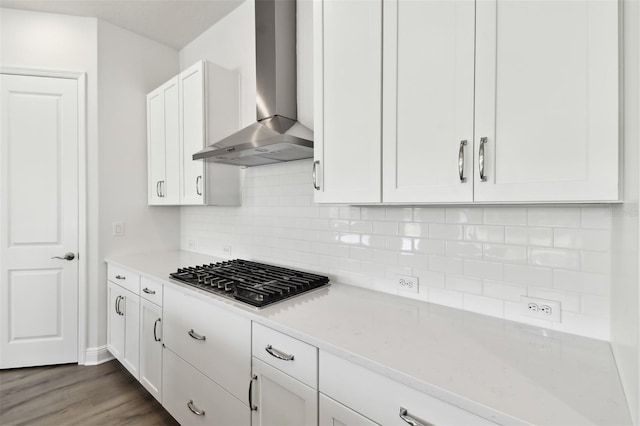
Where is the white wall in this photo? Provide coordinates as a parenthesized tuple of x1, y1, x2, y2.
(179, 0, 614, 341)
(96, 21, 180, 349)
(611, 0, 640, 423)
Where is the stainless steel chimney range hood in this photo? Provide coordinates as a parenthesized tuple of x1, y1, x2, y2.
(193, 0, 313, 166)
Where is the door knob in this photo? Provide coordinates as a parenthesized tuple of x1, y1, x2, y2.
(52, 252, 75, 261)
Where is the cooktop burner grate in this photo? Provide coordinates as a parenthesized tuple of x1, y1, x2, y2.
(169, 259, 330, 308)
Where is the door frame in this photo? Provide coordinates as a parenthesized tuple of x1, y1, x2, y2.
(1, 66, 88, 365)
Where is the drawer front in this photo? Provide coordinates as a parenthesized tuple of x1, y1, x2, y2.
(140, 276, 163, 306)
(163, 348, 250, 426)
(320, 351, 497, 426)
(107, 264, 140, 295)
(252, 323, 318, 388)
(163, 285, 251, 403)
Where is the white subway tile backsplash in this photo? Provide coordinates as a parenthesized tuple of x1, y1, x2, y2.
(483, 244, 528, 264)
(429, 255, 464, 274)
(446, 275, 483, 294)
(446, 208, 483, 224)
(528, 207, 581, 228)
(181, 159, 613, 341)
(554, 228, 610, 252)
(504, 264, 553, 287)
(505, 226, 554, 247)
(528, 247, 581, 270)
(464, 225, 505, 243)
(446, 241, 483, 259)
(414, 207, 445, 223)
(483, 281, 526, 302)
(373, 221, 398, 236)
(429, 224, 464, 240)
(463, 260, 504, 281)
(413, 238, 446, 255)
(484, 207, 527, 226)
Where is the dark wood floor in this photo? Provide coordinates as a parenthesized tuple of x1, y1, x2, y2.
(0, 360, 179, 426)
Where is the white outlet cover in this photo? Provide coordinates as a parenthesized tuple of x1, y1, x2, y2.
(112, 221, 124, 237)
(520, 296, 562, 322)
(396, 274, 419, 294)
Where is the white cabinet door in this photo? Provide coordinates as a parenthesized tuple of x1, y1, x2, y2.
(382, 0, 475, 203)
(179, 61, 206, 205)
(319, 394, 378, 426)
(251, 358, 318, 426)
(139, 298, 162, 402)
(147, 77, 180, 205)
(121, 287, 140, 379)
(163, 348, 250, 426)
(313, 0, 382, 203)
(107, 282, 125, 360)
(163, 285, 251, 403)
(474, 0, 619, 202)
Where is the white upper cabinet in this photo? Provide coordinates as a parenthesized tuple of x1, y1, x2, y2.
(147, 60, 241, 206)
(383, 0, 475, 203)
(147, 77, 180, 205)
(313, 0, 382, 204)
(314, 0, 620, 204)
(474, 0, 619, 202)
(179, 61, 206, 205)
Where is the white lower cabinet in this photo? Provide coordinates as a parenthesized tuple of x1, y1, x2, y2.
(319, 394, 378, 426)
(107, 280, 140, 379)
(320, 350, 496, 426)
(163, 348, 249, 426)
(251, 358, 318, 426)
(139, 298, 162, 402)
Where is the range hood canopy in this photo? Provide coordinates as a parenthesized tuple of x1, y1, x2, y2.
(193, 0, 313, 166)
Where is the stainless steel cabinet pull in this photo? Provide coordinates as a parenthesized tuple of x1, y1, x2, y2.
(156, 181, 161, 197)
(117, 296, 125, 316)
(265, 345, 294, 361)
(115, 275, 126, 280)
(458, 140, 467, 183)
(153, 318, 161, 342)
(143, 287, 156, 295)
(248, 374, 258, 411)
(478, 137, 487, 182)
(115, 295, 121, 315)
(196, 175, 202, 196)
(188, 329, 206, 341)
(399, 407, 429, 426)
(51, 252, 75, 261)
(187, 400, 205, 416)
(160, 180, 165, 197)
(312, 160, 320, 190)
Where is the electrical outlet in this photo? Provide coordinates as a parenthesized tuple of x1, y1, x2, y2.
(223, 245, 232, 257)
(396, 275, 419, 293)
(112, 222, 124, 237)
(520, 296, 561, 322)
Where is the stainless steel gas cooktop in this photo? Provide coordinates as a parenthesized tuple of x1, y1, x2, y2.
(169, 259, 330, 308)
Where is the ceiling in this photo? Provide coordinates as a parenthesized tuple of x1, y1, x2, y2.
(0, 0, 246, 50)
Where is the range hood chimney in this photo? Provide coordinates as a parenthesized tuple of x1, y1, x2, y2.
(193, 0, 313, 166)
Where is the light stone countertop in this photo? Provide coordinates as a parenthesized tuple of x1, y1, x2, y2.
(105, 250, 631, 426)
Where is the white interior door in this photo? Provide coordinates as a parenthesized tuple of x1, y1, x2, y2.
(0, 73, 79, 368)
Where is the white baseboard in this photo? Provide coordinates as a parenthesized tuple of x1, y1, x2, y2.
(84, 345, 114, 365)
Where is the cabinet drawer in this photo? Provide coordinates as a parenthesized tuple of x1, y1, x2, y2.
(107, 264, 140, 295)
(320, 350, 496, 426)
(140, 276, 163, 306)
(163, 348, 249, 426)
(252, 323, 318, 388)
(163, 285, 251, 403)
